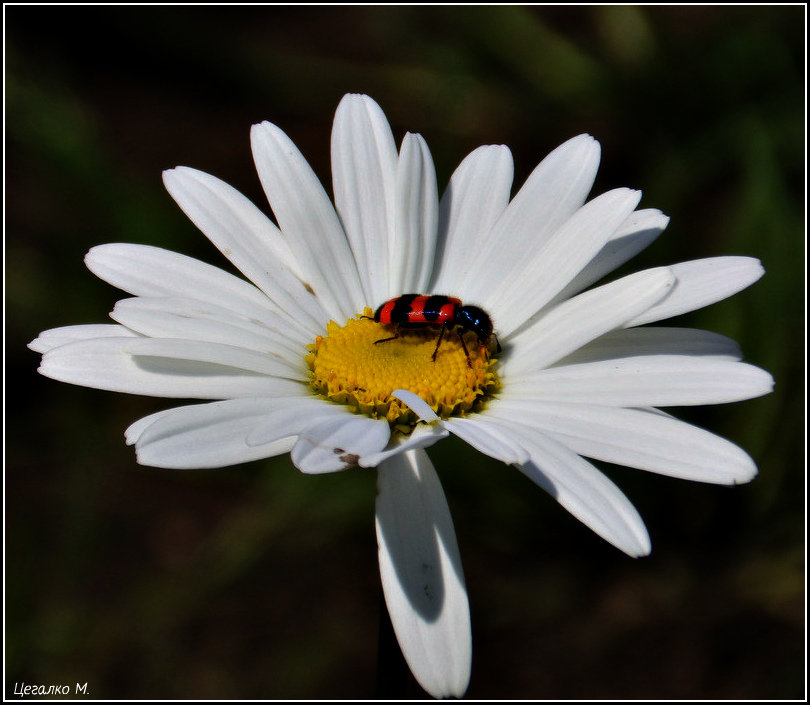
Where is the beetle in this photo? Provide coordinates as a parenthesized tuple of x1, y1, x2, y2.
(373, 294, 499, 366)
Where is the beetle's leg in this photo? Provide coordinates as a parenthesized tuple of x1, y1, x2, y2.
(457, 329, 472, 368)
(431, 323, 448, 361)
(374, 324, 400, 345)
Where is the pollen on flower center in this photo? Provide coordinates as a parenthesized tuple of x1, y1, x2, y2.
(306, 308, 500, 428)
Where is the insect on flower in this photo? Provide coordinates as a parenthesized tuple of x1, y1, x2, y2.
(373, 293, 500, 366)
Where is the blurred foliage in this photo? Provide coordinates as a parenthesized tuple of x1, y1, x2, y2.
(6, 5, 804, 700)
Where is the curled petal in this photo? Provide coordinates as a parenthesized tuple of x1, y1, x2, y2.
(291, 415, 391, 473)
(359, 424, 448, 468)
(392, 389, 440, 422)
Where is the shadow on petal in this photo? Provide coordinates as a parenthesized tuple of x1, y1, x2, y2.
(376, 456, 445, 622)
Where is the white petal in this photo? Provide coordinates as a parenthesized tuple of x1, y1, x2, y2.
(124, 338, 303, 379)
(251, 121, 363, 320)
(487, 400, 758, 484)
(509, 356, 775, 407)
(492, 188, 643, 338)
(376, 449, 471, 698)
(554, 208, 669, 301)
(244, 400, 348, 447)
(626, 257, 765, 326)
(291, 414, 391, 473)
(126, 407, 183, 445)
(510, 133, 601, 239)
(463, 135, 602, 308)
(163, 167, 325, 334)
(164, 168, 303, 280)
(390, 132, 439, 295)
(39, 337, 306, 399)
(359, 423, 448, 468)
(443, 416, 530, 465)
(556, 327, 743, 365)
(85, 244, 284, 330)
(432, 145, 514, 296)
(331, 93, 398, 305)
(111, 297, 304, 361)
(503, 266, 675, 376)
(552, 208, 669, 304)
(131, 397, 313, 469)
(505, 422, 650, 557)
(391, 389, 439, 422)
(29, 324, 139, 354)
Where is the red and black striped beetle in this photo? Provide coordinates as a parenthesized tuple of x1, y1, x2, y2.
(373, 294, 499, 367)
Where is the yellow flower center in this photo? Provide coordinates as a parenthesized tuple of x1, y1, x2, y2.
(306, 308, 500, 430)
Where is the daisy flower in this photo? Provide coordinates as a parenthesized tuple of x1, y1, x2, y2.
(29, 94, 773, 699)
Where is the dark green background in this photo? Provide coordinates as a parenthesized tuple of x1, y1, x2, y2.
(6, 5, 804, 699)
